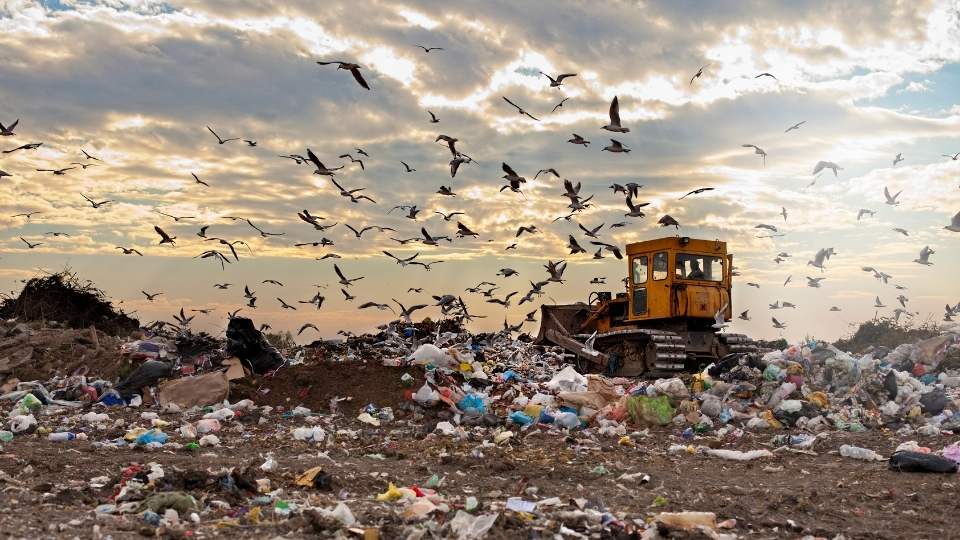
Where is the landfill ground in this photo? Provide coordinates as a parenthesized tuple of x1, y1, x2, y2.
(0, 363, 958, 539)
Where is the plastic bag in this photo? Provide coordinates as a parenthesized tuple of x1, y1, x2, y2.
(626, 395, 675, 426)
(414, 383, 439, 406)
(889, 451, 959, 473)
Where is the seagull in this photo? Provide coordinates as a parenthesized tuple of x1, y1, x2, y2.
(338, 153, 365, 170)
(781, 207, 788, 221)
(427, 110, 439, 123)
(755, 72, 777, 80)
(657, 215, 680, 229)
(214, 283, 231, 289)
(11, 211, 41, 219)
(383, 251, 419, 266)
(420, 227, 451, 246)
(893, 153, 904, 166)
(191, 173, 209, 187)
(415, 45, 443, 53)
(435, 211, 464, 221)
(206, 126, 239, 145)
(307, 149, 344, 176)
(945, 211, 960, 232)
(601, 96, 629, 132)
(540, 72, 576, 87)
(436, 186, 456, 196)
(297, 209, 330, 230)
(551, 97, 571, 113)
(602, 139, 630, 153)
(115, 246, 143, 256)
(19, 237, 42, 249)
(3, 142, 42, 154)
(154, 226, 176, 246)
(156, 210, 194, 222)
(0, 119, 18, 136)
(315, 60, 370, 89)
(771, 317, 787, 329)
(401, 161, 416, 173)
(942, 152, 959, 161)
(435, 134, 458, 157)
(747, 282, 760, 288)
(36, 167, 75, 175)
(738, 309, 751, 321)
(812, 161, 842, 176)
(502, 96, 539, 121)
(829, 306, 841, 312)
(711, 303, 730, 331)
(806, 277, 825, 288)
(0, 168, 10, 178)
(857, 209, 876, 221)
(624, 196, 648, 217)
(883, 186, 902, 206)
(298, 293, 325, 310)
(679, 187, 714, 199)
(456, 222, 479, 238)
(334, 264, 364, 287)
(742, 144, 766, 166)
(411, 260, 444, 271)
(487, 291, 518, 307)
(263, 279, 284, 286)
(516, 225, 538, 237)
(535, 168, 560, 179)
(913, 246, 934, 266)
(578, 222, 603, 238)
(892, 227, 909, 236)
(784, 275, 792, 286)
(142, 291, 162, 301)
(874, 296, 886, 308)
(344, 224, 394, 238)
(755, 224, 778, 232)
(277, 298, 297, 310)
(393, 299, 427, 323)
(807, 248, 834, 272)
(358, 301, 395, 313)
(298, 323, 320, 336)
(567, 235, 587, 254)
(330, 178, 375, 203)
(568, 133, 590, 146)
(590, 241, 623, 259)
(497, 268, 519, 277)
(689, 65, 708, 86)
(784, 121, 806, 133)
(544, 260, 567, 283)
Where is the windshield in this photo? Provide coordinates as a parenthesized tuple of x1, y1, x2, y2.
(675, 253, 724, 282)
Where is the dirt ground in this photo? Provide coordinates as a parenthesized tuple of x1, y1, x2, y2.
(1, 362, 958, 539)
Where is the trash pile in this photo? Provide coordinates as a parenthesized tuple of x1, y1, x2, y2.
(0, 308, 959, 537)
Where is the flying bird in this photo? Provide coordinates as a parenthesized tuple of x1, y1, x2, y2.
(944, 211, 960, 232)
(427, 110, 439, 123)
(154, 226, 176, 246)
(658, 215, 680, 229)
(754, 72, 777, 80)
(552, 97, 571, 113)
(206, 126, 239, 145)
(601, 96, 629, 132)
(913, 246, 934, 266)
(415, 45, 443, 53)
(540, 72, 576, 87)
(0, 119, 18, 136)
(771, 317, 787, 329)
(3, 142, 42, 154)
(315, 61, 370, 90)
(142, 291, 162, 301)
(742, 144, 766, 166)
(812, 161, 842, 176)
(602, 139, 630, 153)
(334, 264, 365, 287)
(116, 246, 143, 256)
(307, 149, 344, 176)
(502, 96, 540, 121)
(679, 187, 714, 199)
(19, 237, 42, 249)
(689, 65, 708, 86)
(893, 153, 904, 166)
(400, 161, 416, 173)
(568, 133, 590, 146)
(883, 186, 902, 206)
(784, 121, 806, 133)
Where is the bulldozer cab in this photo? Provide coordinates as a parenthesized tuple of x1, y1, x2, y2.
(626, 237, 732, 322)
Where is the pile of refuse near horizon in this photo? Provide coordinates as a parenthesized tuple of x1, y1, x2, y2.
(1, 316, 959, 445)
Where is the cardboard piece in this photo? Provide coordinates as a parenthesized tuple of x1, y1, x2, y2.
(158, 371, 229, 409)
(222, 357, 247, 381)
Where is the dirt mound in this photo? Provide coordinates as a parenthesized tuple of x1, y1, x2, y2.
(0, 271, 139, 336)
(0, 321, 134, 383)
(231, 361, 421, 414)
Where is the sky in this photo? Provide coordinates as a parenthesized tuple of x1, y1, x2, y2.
(1, 0, 959, 343)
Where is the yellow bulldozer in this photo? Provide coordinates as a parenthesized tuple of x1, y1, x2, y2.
(537, 236, 758, 377)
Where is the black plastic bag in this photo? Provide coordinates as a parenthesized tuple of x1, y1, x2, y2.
(225, 317, 285, 374)
(888, 451, 958, 473)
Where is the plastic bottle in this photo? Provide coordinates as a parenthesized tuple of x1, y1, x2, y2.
(839, 444, 882, 461)
(48, 432, 77, 442)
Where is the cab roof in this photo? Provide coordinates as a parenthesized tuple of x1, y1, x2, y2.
(625, 237, 727, 256)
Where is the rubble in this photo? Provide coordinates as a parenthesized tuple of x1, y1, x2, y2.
(0, 306, 959, 537)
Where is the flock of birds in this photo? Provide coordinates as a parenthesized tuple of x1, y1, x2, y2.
(5, 50, 960, 340)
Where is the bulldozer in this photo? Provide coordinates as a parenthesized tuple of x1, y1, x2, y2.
(536, 236, 758, 377)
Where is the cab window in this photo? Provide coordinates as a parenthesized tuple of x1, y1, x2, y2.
(675, 253, 724, 281)
(632, 256, 648, 284)
(652, 252, 668, 280)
